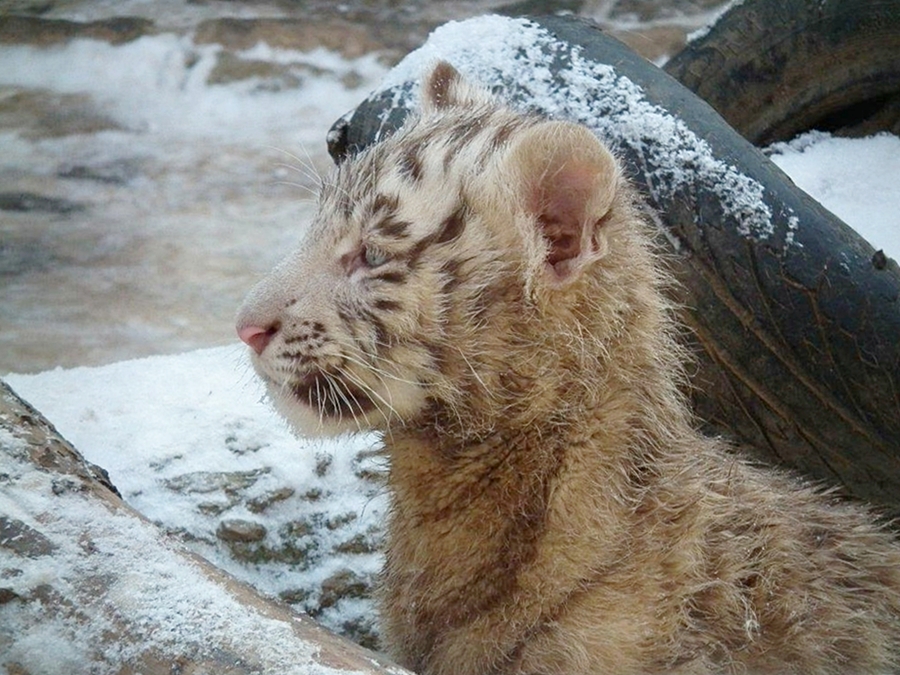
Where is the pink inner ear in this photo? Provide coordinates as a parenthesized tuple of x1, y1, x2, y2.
(534, 163, 597, 268)
(539, 213, 581, 266)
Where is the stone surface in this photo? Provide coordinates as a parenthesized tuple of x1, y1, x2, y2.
(194, 18, 393, 60)
(0, 191, 84, 213)
(217, 518, 268, 542)
(0, 88, 125, 139)
(0, 379, 411, 674)
(0, 16, 155, 45)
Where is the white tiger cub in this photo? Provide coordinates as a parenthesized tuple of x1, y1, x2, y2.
(237, 62, 900, 675)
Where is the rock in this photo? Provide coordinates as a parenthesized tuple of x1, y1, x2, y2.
(279, 587, 311, 605)
(246, 486, 295, 513)
(0, 192, 85, 214)
(0, 378, 410, 674)
(198, 499, 240, 515)
(496, 0, 586, 16)
(325, 512, 357, 531)
(0, 16, 155, 46)
(334, 533, 378, 556)
(0, 1, 53, 14)
(194, 18, 390, 59)
(0, 587, 20, 604)
(314, 453, 333, 477)
(163, 468, 268, 495)
(206, 52, 304, 90)
(58, 158, 143, 185)
(216, 518, 267, 543)
(609, 0, 725, 22)
(352, 448, 387, 483)
(0, 88, 124, 139)
(0, 516, 56, 557)
(0, 239, 58, 276)
(317, 569, 370, 611)
(340, 617, 379, 652)
(610, 25, 688, 64)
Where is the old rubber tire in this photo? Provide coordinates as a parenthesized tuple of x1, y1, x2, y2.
(326, 15, 900, 514)
(664, 0, 900, 144)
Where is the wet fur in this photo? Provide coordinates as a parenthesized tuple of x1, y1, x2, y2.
(237, 62, 900, 674)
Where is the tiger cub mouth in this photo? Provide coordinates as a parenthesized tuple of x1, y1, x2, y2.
(288, 369, 376, 419)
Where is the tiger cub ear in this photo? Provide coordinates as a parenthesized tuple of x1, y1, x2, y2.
(421, 61, 493, 112)
(505, 121, 620, 286)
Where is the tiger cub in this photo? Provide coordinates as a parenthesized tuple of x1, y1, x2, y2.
(237, 62, 900, 674)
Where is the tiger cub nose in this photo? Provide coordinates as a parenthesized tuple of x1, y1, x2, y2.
(237, 322, 279, 355)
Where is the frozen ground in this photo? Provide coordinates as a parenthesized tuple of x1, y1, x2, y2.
(0, 30, 389, 372)
(5, 344, 390, 653)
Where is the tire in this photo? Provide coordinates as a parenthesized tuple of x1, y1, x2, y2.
(664, 0, 900, 145)
(326, 15, 900, 514)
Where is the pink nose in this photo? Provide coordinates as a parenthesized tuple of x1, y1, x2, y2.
(237, 323, 278, 355)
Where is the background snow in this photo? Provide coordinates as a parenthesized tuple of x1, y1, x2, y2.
(767, 131, 900, 256)
(0, 36, 387, 144)
(0, 29, 391, 373)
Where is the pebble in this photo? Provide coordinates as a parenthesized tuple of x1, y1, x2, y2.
(216, 518, 267, 543)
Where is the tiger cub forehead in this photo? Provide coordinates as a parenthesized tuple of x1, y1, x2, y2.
(315, 96, 537, 250)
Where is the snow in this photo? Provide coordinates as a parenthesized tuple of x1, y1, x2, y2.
(0, 24, 392, 373)
(767, 131, 900, 256)
(0, 433, 381, 674)
(374, 16, 782, 245)
(686, 0, 746, 43)
(373, 16, 898, 256)
(0, 35, 386, 146)
(4, 346, 388, 647)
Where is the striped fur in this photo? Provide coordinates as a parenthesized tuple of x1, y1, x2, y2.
(237, 62, 900, 674)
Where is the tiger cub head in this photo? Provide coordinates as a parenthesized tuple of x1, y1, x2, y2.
(237, 61, 645, 440)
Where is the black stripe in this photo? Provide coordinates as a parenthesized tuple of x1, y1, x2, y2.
(440, 258, 464, 294)
(372, 192, 399, 215)
(399, 146, 424, 183)
(374, 298, 402, 312)
(360, 309, 389, 347)
(376, 217, 411, 239)
(337, 306, 358, 338)
(373, 270, 408, 284)
(443, 120, 485, 171)
(401, 202, 468, 269)
(435, 204, 467, 244)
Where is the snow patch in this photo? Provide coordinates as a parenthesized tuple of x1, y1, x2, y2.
(373, 16, 781, 245)
(5, 346, 387, 645)
(767, 131, 900, 257)
(0, 35, 386, 146)
(0, 453, 367, 674)
(686, 0, 746, 43)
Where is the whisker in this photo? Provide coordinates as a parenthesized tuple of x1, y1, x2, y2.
(267, 145, 324, 181)
(342, 368, 400, 430)
(341, 350, 420, 388)
(272, 180, 320, 199)
(315, 376, 326, 428)
(328, 373, 370, 433)
(454, 345, 494, 400)
(324, 376, 345, 426)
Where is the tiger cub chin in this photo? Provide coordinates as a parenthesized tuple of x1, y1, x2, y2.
(237, 61, 900, 675)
